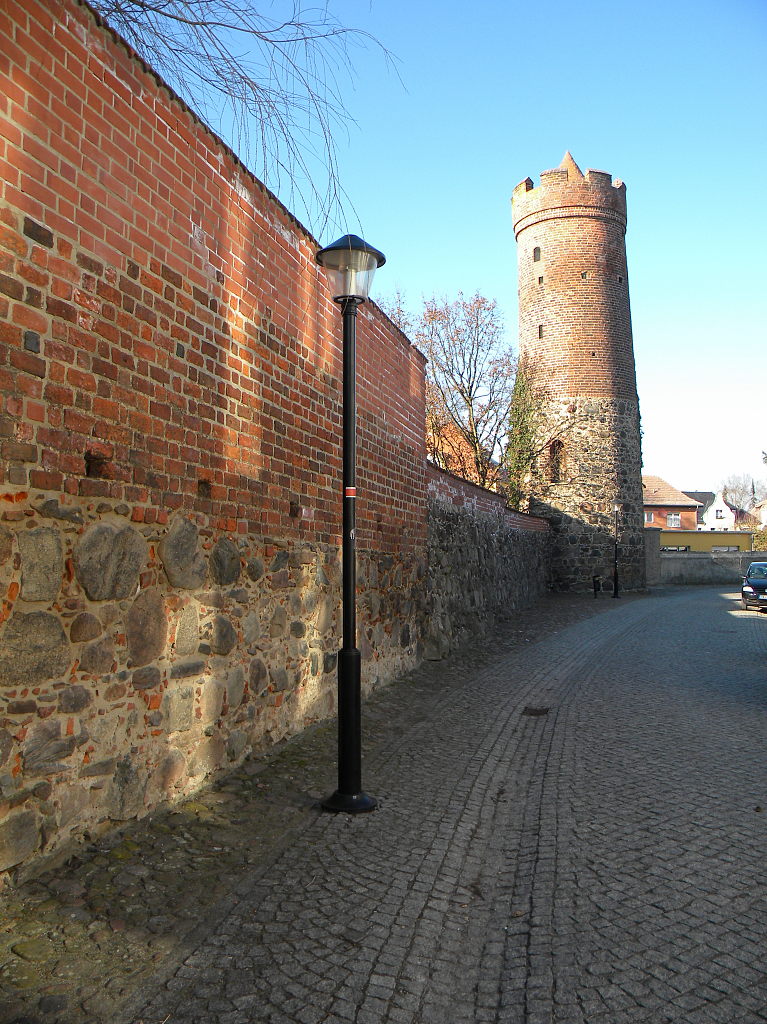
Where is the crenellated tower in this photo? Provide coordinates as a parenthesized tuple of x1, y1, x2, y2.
(511, 152, 645, 591)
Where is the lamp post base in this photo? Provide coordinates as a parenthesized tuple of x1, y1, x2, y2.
(321, 790, 378, 814)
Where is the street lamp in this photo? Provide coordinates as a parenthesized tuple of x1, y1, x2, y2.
(316, 234, 386, 814)
(612, 501, 623, 598)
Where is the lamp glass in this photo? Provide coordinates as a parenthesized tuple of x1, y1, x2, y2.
(316, 234, 385, 301)
(323, 251, 379, 301)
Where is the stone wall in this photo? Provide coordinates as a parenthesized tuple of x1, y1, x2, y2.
(660, 550, 766, 585)
(425, 469, 551, 659)
(645, 528, 661, 586)
(0, 503, 426, 874)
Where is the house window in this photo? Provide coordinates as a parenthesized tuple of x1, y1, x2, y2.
(533, 246, 541, 262)
(715, 509, 724, 519)
(661, 545, 690, 552)
(644, 511, 654, 523)
(666, 513, 681, 528)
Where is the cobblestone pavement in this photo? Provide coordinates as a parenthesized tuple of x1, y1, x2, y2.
(1, 587, 765, 1024)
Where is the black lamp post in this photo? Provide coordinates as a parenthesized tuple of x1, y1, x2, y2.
(316, 234, 385, 814)
(612, 501, 623, 598)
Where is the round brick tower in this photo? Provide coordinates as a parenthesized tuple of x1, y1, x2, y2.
(511, 152, 645, 591)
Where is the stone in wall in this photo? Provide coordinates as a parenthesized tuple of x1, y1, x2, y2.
(132, 665, 161, 690)
(159, 515, 208, 589)
(248, 656, 268, 695)
(241, 610, 260, 647)
(209, 615, 237, 656)
(199, 680, 225, 724)
(126, 587, 167, 667)
(78, 636, 115, 675)
(0, 728, 13, 765)
(164, 685, 195, 733)
(70, 612, 101, 643)
(73, 523, 148, 601)
(189, 735, 226, 777)
(226, 666, 246, 709)
(0, 810, 40, 871)
(0, 525, 12, 565)
(175, 604, 200, 656)
(0, 610, 70, 687)
(210, 538, 241, 585)
(19, 526, 63, 602)
(23, 720, 77, 776)
(58, 685, 92, 714)
(106, 756, 145, 821)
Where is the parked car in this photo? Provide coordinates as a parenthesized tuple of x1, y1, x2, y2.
(741, 562, 767, 610)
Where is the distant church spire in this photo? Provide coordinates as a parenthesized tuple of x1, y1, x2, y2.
(559, 151, 584, 178)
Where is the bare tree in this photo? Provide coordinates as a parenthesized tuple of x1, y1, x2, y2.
(381, 292, 515, 489)
(89, 0, 391, 230)
(720, 473, 767, 511)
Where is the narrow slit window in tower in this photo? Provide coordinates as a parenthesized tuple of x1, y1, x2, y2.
(533, 246, 541, 262)
(549, 439, 565, 483)
(538, 276, 544, 285)
(538, 324, 544, 338)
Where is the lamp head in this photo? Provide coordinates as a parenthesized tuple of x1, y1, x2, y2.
(316, 234, 386, 301)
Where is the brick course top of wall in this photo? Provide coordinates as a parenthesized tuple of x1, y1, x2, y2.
(426, 464, 549, 533)
(0, 0, 426, 552)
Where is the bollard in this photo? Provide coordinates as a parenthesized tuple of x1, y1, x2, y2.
(593, 575, 602, 598)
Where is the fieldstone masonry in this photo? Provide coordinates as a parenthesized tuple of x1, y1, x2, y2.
(0, 501, 428, 874)
(0, 487, 548, 876)
(426, 502, 549, 660)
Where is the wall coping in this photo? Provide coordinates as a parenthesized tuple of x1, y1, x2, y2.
(426, 464, 550, 533)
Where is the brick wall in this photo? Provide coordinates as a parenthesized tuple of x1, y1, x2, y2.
(0, 0, 428, 874)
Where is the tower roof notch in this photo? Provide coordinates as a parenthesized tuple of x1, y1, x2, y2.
(559, 151, 584, 179)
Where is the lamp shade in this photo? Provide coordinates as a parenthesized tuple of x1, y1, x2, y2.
(316, 234, 386, 301)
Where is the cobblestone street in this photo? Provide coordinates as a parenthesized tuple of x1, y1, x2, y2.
(2, 586, 765, 1024)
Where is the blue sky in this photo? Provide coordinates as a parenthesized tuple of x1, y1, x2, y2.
(283, 0, 765, 493)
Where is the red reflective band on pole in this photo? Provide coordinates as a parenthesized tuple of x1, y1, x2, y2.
(345, 487, 357, 498)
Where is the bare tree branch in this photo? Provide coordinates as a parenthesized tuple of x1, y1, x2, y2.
(89, 0, 394, 232)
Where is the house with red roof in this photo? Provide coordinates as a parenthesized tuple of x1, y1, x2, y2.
(642, 476, 701, 531)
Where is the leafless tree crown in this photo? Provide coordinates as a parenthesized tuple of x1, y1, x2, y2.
(382, 292, 516, 490)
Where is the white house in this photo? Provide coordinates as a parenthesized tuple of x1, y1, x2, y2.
(683, 490, 738, 531)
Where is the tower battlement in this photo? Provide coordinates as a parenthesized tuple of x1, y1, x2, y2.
(512, 153, 626, 239)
